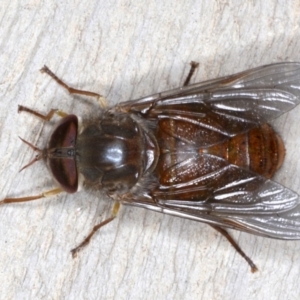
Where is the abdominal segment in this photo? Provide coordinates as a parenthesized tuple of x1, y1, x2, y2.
(204, 123, 285, 179)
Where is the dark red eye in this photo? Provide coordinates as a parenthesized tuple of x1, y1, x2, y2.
(48, 114, 77, 148)
(48, 115, 78, 193)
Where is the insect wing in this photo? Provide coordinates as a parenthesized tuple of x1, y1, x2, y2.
(118, 63, 300, 239)
(125, 152, 300, 239)
(115, 62, 300, 138)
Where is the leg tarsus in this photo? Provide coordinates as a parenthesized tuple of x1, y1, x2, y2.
(40, 65, 108, 108)
(71, 202, 121, 258)
(18, 105, 68, 121)
(183, 61, 199, 86)
(211, 225, 258, 273)
(0, 187, 63, 205)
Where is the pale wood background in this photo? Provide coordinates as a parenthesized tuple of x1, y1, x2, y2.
(1, 1, 300, 299)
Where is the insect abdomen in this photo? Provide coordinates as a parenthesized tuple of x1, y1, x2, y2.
(206, 124, 285, 178)
(246, 124, 285, 178)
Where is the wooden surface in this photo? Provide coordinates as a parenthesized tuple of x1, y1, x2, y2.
(1, 1, 300, 299)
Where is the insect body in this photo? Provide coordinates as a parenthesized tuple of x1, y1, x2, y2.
(3, 62, 300, 272)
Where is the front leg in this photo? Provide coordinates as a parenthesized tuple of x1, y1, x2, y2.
(41, 65, 108, 108)
(18, 105, 68, 121)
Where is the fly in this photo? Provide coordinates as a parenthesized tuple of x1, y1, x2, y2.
(2, 62, 300, 273)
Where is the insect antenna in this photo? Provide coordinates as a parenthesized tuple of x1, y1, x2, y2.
(18, 137, 43, 172)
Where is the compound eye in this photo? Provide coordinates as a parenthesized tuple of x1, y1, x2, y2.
(48, 115, 78, 193)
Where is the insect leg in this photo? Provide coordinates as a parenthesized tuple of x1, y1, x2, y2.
(71, 201, 121, 258)
(40, 65, 108, 108)
(0, 187, 63, 204)
(183, 61, 199, 86)
(210, 225, 258, 273)
(18, 105, 68, 121)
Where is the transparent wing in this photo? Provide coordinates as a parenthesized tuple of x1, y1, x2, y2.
(124, 155, 300, 239)
(115, 62, 300, 137)
(118, 62, 300, 239)
(127, 198, 300, 239)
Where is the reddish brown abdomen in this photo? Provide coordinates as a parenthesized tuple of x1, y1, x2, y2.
(206, 124, 285, 178)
